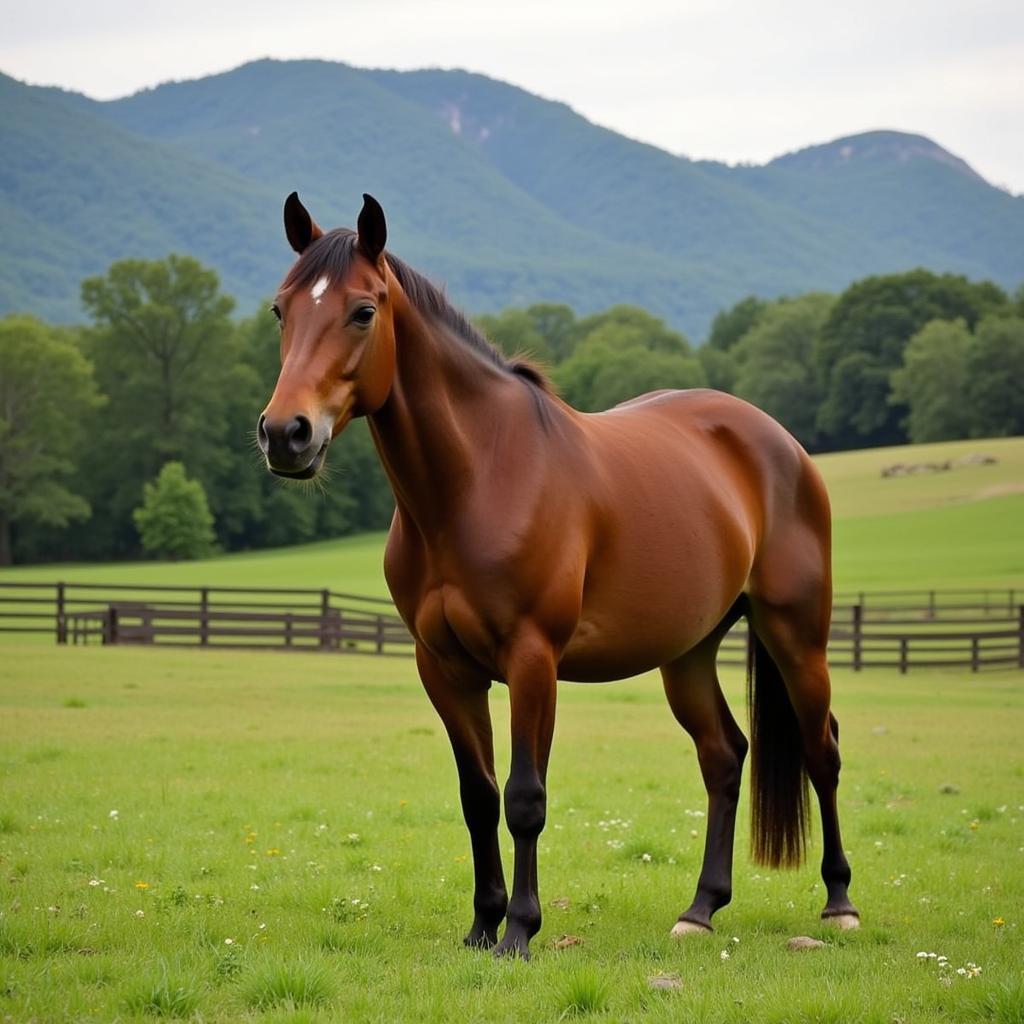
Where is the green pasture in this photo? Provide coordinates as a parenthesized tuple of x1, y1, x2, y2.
(1, 646, 1022, 1023)
(1, 436, 1022, 595)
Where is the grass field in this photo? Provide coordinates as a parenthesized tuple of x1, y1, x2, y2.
(1, 647, 1022, 1022)
(1, 438, 1022, 1020)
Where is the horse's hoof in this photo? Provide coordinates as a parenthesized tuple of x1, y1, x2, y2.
(671, 920, 712, 937)
(823, 913, 860, 930)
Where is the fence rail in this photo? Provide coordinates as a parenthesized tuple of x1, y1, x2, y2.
(1, 582, 1021, 672)
(0, 581, 410, 656)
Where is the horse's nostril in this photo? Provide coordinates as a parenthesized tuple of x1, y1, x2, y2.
(285, 415, 313, 454)
(257, 414, 269, 450)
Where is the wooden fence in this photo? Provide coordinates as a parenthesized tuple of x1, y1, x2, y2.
(1, 582, 1021, 672)
(0, 582, 412, 656)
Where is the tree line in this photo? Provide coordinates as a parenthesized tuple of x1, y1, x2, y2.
(1, 258, 1022, 565)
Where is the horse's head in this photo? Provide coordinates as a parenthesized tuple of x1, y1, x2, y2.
(257, 193, 396, 478)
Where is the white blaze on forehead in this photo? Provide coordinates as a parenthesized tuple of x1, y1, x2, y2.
(311, 276, 329, 304)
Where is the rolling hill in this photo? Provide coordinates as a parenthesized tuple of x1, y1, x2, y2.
(1, 60, 1021, 336)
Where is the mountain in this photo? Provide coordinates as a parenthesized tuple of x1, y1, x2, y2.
(1, 60, 1021, 337)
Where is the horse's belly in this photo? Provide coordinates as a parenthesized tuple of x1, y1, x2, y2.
(558, 599, 724, 682)
(557, 491, 754, 681)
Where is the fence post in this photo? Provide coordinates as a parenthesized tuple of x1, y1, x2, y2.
(285, 612, 293, 648)
(56, 581, 67, 645)
(375, 615, 385, 654)
(1018, 606, 1024, 670)
(970, 635, 980, 673)
(102, 607, 120, 646)
(320, 590, 330, 649)
(852, 604, 863, 671)
(199, 588, 209, 646)
(899, 636, 908, 675)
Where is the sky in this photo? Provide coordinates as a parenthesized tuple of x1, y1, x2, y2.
(3, 0, 1023, 193)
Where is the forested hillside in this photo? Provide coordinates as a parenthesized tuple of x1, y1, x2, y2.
(1, 60, 1021, 336)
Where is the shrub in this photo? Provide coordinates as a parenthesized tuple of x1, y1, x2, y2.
(133, 461, 216, 560)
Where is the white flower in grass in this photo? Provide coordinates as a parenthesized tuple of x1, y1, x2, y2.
(720, 949, 730, 960)
(109, 810, 119, 819)
(135, 910, 144, 918)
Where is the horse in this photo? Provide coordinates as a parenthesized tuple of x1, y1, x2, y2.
(257, 193, 859, 958)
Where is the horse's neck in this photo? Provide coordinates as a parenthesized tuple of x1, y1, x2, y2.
(368, 295, 526, 532)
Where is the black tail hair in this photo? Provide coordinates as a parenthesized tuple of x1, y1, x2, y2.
(747, 630, 809, 867)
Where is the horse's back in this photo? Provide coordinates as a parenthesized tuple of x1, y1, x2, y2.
(553, 388, 830, 678)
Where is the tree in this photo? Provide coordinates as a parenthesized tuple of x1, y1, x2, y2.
(889, 319, 974, 443)
(0, 316, 103, 564)
(731, 293, 833, 446)
(524, 303, 577, 363)
(476, 309, 552, 363)
(697, 345, 739, 393)
(79, 255, 254, 555)
(570, 305, 692, 356)
(555, 306, 705, 411)
(133, 461, 216, 560)
(816, 270, 1007, 448)
(706, 296, 768, 351)
(476, 302, 579, 366)
(964, 315, 1024, 438)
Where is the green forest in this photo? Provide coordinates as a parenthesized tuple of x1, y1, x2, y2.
(2, 256, 1022, 566)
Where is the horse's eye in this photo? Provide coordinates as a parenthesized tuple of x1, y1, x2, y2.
(352, 306, 375, 326)
(270, 303, 282, 323)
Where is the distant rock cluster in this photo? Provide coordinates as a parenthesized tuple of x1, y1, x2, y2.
(880, 453, 997, 478)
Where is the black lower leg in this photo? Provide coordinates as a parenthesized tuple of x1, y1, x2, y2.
(456, 760, 507, 947)
(494, 763, 545, 958)
(807, 729, 858, 920)
(678, 738, 746, 930)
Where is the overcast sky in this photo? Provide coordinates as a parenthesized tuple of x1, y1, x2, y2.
(3, 0, 1023, 193)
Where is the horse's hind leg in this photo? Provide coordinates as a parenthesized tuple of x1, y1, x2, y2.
(662, 632, 749, 934)
(747, 594, 860, 928)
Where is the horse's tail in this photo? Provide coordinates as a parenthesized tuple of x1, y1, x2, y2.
(747, 629, 809, 868)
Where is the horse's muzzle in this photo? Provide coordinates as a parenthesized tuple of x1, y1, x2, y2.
(257, 413, 329, 478)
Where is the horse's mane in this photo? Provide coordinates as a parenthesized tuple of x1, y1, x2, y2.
(281, 228, 551, 392)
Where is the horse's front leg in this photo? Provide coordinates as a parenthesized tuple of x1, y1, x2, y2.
(493, 634, 558, 959)
(416, 646, 508, 948)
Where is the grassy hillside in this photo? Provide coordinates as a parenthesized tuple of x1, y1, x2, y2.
(1, 61, 1021, 336)
(0, 73, 284, 322)
(2, 438, 1020, 595)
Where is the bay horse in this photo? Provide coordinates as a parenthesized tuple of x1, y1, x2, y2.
(258, 193, 859, 958)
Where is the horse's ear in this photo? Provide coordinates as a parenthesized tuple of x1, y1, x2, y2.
(283, 191, 323, 254)
(357, 193, 387, 264)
